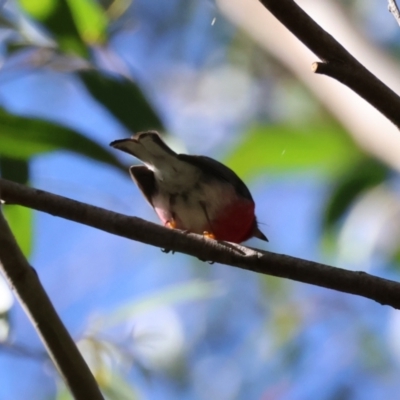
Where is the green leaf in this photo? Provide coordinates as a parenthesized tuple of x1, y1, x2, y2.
(77, 70, 164, 133)
(224, 121, 362, 180)
(66, 0, 108, 44)
(0, 157, 29, 183)
(0, 158, 33, 257)
(3, 205, 33, 258)
(18, 0, 57, 20)
(388, 246, 400, 272)
(18, 0, 88, 57)
(0, 108, 125, 172)
(323, 158, 388, 229)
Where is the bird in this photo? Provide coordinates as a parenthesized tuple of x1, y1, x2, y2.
(110, 131, 268, 244)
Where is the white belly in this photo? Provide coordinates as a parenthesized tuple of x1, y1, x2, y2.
(152, 180, 235, 233)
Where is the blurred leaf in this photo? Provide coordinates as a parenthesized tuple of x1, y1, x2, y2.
(56, 370, 140, 400)
(323, 158, 388, 229)
(66, 0, 108, 44)
(225, 121, 362, 180)
(0, 158, 33, 257)
(77, 70, 164, 133)
(389, 246, 400, 272)
(18, 0, 57, 20)
(0, 277, 13, 342)
(102, 374, 140, 400)
(55, 384, 73, 400)
(0, 312, 10, 342)
(0, 157, 29, 183)
(18, 0, 88, 57)
(72, 337, 140, 399)
(96, 279, 222, 330)
(0, 108, 125, 172)
(270, 305, 301, 348)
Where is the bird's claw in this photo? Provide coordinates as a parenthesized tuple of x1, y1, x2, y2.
(203, 231, 216, 240)
(161, 248, 175, 254)
(165, 220, 177, 229)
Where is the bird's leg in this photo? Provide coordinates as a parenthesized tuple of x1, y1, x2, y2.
(165, 216, 190, 235)
(162, 208, 177, 254)
(165, 220, 177, 229)
(199, 201, 216, 240)
(165, 204, 178, 229)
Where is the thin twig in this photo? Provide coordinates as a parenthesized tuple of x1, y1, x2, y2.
(1, 178, 400, 309)
(0, 204, 104, 400)
(258, 0, 400, 129)
(388, 0, 400, 26)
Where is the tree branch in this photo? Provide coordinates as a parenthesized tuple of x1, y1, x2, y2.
(0, 204, 104, 399)
(1, 178, 400, 309)
(258, 0, 400, 129)
(388, 0, 400, 27)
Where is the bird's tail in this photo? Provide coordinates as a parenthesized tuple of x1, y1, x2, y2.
(110, 131, 177, 168)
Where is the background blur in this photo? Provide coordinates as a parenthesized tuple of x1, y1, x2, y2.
(1, 0, 400, 399)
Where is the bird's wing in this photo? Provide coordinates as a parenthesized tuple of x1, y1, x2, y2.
(129, 165, 157, 206)
(177, 154, 253, 201)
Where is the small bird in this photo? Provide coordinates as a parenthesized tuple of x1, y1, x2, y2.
(110, 131, 267, 243)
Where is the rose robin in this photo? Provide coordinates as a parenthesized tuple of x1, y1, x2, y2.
(110, 131, 267, 243)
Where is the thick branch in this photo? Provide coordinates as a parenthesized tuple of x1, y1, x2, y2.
(1, 178, 400, 309)
(0, 207, 104, 399)
(259, 0, 400, 128)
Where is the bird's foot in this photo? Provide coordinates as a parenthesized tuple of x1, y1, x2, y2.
(165, 220, 177, 229)
(203, 231, 216, 240)
(161, 248, 175, 254)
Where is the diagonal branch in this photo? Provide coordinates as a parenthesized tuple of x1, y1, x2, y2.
(1, 178, 400, 309)
(0, 203, 104, 399)
(258, 0, 400, 129)
(388, 0, 400, 27)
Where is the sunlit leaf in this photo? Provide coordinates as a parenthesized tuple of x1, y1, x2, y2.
(3, 205, 33, 258)
(0, 108, 125, 172)
(225, 121, 362, 180)
(66, 0, 108, 44)
(0, 158, 33, 257)
(323, 158, 388, 229)
(18, 0, 88, 57)
(18, 0, 57, 19)
(77, 70, 164, 133)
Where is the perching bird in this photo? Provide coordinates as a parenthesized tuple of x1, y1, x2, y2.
(110, 131, 267, 243)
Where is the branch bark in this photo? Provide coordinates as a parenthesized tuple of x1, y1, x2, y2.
(1, 178, 400, 309)
(388, 0, 400, 27)
(258, 0, 400, 129)
(0, 205, 104, 399)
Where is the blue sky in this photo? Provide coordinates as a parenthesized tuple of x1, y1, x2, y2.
(1, 0, 400, 399)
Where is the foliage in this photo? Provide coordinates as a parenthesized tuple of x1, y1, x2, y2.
(0, 0, 399, 399)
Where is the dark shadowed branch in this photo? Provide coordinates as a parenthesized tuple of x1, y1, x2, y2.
(1, 178, 400, 309)
(0, 203, 104, 400)
(258, 0, 400, 128)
